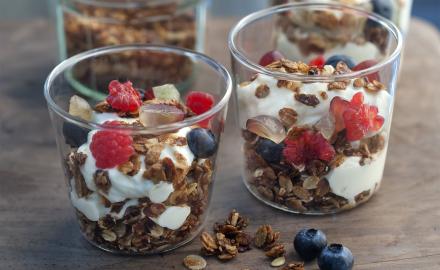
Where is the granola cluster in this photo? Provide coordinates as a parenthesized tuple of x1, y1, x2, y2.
(61, 1, 199, 88)
(240, 59, 389, 214)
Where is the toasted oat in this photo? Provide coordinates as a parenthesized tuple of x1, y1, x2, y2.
(294, 93, 320, 107)
(183, 254, 207, 270)
(303, 176, 320, 190)
(94, 101, 113, 113)
(93, 170, 111, 193)
(271, 256, 286, 267)
(279, 108, 298, 128)
(118, 154, 141, 176)
(282, 262, 305, 270)
(285, 198, 307, 213)
(101, 230, 117, 242)
(328, 81, 348, 90)
(255, 84, 270, 98)
(365, 80, 385, 93)
(277, 80, 301, 92)
(353, 78, 366, 88)
(265, 243, 286, 258)
(315, 178, 331, 197)
(254, 225, 280, 249)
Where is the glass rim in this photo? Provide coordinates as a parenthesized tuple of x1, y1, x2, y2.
(44, 44, 232, 133)
(228, 2, 403, 83)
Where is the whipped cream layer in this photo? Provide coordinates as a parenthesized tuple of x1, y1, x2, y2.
(237, 73, 392, 129)
(276, 32, 382, 64)
(70, 113, 195, 229)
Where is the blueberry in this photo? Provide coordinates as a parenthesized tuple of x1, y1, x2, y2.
(318, 244, 354, 270)
(187, 128, 217, 158)
(294, 228, 327, 261)
(372, 0, 393, 20)
(325, 55, 356, 69)
(62, 122, 89, 148)
(255, 138, 283, 163)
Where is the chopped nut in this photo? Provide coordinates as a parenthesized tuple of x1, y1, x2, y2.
(279, 108, 298, 128)
(353, 78, 366, 88)
(255, 84, 270, 98)
(315, 178, 331, 197)
(294, 93, 320, 107)
(200, 231, 218, 255)
(183, 254, 207, 270)
(277, 80, 302, 92)
(320, 91, 328, 100)
(143, 203, 166, 218)
(292, 186, 311, 202)
(254, 225, 280, 249)
(303, 176, 320, 190)
(93, 170, 111, 193)
(285, 198, 307, 213)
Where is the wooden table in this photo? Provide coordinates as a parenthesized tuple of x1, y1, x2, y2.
(0, 18, 439, 270)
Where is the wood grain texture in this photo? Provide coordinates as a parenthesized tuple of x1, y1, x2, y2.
(0, 18, 439, 270)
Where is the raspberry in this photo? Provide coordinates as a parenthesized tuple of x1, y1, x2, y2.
(90, 126, 134, 169)
(283, 130, 335, 166)
(106, 80, 142, 112)
(186, 91, 215, 128)
(308, 55, 325, 69)
(259, 50, 284, 67)
(330, 92, 385, 141)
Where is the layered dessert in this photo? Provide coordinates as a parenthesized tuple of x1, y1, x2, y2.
(59, 0, 201, 88)
(237, 54, 392, 213)
(272, 0, 410, 63)
(64, 80, 220, 253)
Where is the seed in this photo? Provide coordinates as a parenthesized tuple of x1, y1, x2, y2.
(183, 254, 207, 270)
(271, 256, 286, 267)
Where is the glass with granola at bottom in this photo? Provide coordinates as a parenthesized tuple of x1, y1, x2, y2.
(271, 0, 412, 37)
(229, 3, 402, 214)
(45, 45, 232, 254)
(56, 0, 207, 99)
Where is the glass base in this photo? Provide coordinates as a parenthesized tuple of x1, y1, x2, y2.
(243, 176, 379, 215)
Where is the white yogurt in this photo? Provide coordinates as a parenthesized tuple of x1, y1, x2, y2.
(237, 73, 392, 129)
(276, 32, 382, 64)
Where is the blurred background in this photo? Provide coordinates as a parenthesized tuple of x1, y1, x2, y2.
(1, 0, 439, 29)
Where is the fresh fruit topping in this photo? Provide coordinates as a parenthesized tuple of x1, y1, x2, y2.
(90, 126, 134, 169)
(318, 244, 354, 270)
(294, 228, 327, 261)
(186, 91, 215, 115)
(68, 95, 92, 121)
(283, 130, 335, 166)
(325, 55, 356, 69)
(139, 103, 184, 127)
(142, 88, 155, 101)
(187, 128, 217, 158)
(352, 60, 380, 82)
(330, 92, 384, 141)
(152, 84, 181, 101)
(371, 0, 392, 19)
(259, 50, 284, 66)
(106, 80, 142, 112)
(256, 138, 284, 163)
(63, 122, 89, 148)
(309, 55, 325, 69)
(246, 115, 286, 144)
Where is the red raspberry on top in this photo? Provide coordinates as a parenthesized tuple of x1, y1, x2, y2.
(308, 55, 325, 69)
(283, 130, 335, 166)
(90, 122, 134, 169)
(330, 92, 384, 141)
(106, 80, 142, 112)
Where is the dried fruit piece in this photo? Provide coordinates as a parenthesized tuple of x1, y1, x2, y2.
(183, 254, 207, 270)
(139, 103, 184, 127)
(106, 80, 142, 112)
(283, 130, 335, 167)
(246, 115, 286, 144)
(259, 50, 284, 66)
(308, 55, 325, 69)
(352, 60, 380, 82)
(152, 84, 180, 101)
(69, 95, 92, 121)
(90, 125, 134, 169)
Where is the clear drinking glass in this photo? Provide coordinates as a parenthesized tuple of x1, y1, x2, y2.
(45, 45, 232, 254)
(271, 0, 413, 36)
(229, 3, 402, 214)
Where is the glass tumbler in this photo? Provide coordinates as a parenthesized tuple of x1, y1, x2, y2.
(45, 45, 232, 254)
(271, 0, 413, 36)
(229, 3, 402, 214)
